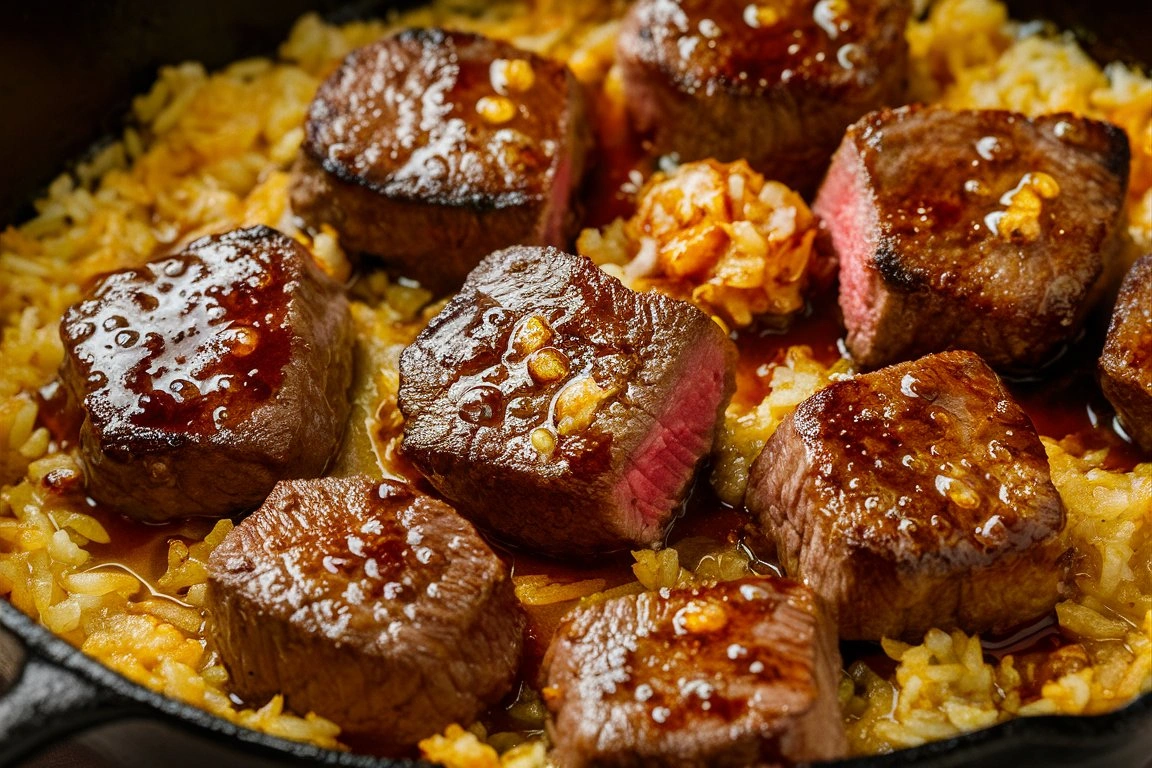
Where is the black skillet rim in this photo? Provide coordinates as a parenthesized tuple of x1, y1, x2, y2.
(3, 547, 1152, 766)
(2, 598, 1152, 764)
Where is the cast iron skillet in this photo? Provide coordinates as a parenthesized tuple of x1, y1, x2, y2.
(0, 1, 1150, 765)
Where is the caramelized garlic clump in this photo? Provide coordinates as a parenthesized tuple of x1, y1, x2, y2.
(675, 599, 729, 634)
(578, 159, 819, 329)
(476, 58, 535, 125)
(490, 57, 536, 94)
(530, 427, 557, 456)
(527, 348, 570, 383)
(744, 5, 781, 28)
(475, 95, 516, 124)
(554, 375, 613, 436)
(986, 171, 1061, 242)
(512, 315, 554, 355)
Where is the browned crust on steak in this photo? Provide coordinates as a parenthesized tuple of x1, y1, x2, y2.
(543, 577, 847, 767)
(745, 351, 1066, 640)
(398, 246, 736, 557)
(616, 0, 909, 192)
(292, 151, 573, 294)
(206, 477, 523, 751)
(291, 28, 590, 295)
(816, 105, 1130, 370)
(59, 226, 353, 521)
(1100, 254, 1152, 452)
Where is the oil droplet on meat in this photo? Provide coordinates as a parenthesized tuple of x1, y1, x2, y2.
(975, 135, 1004, 161)
(457, 385, 504, 425)
(935, 474, 981, 509)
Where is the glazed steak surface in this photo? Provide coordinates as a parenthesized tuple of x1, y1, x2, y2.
(814, 106, 1130, 370)
(543, 576, 847, 768)
(616, 0, 909, 192)
(1100, 254, 1152, 452)
(745, 351, 1066, 641)
(206, 477, 523, 751)
(398, 246, 735, 557)
(59, 225, 353, 521)
(291, 28, 589, 295)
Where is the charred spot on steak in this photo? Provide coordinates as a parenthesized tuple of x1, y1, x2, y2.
(745, 350, 1067, 641)
(59, 225, 353, 521)
(814, 105, 1130, 371)
(398, 246, 736, 557)
(206, 476, 524, 751)
(290, 28, 590, 296)
(542, 576, 847, 767)
(1100, 254, 1152, 452)
(616, 0, 910, 193)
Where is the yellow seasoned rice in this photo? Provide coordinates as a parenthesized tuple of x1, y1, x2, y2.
(843, 438, 1152, 752)
(711, 346, 853, 505)
(908, 0, 1152, 254)
(0, 0, 1149, 763)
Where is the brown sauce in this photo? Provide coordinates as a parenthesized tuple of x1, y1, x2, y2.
(501, 486, 752, 684)
(582, 91, 648, 229)
(29, 81, 1144, 748)
(731, 289, 846, 409)
(38, 222, 1133, 739)
(981, 611, 1063, 661)
(83, 501, 216, 583)
(35, 380, 82, 450)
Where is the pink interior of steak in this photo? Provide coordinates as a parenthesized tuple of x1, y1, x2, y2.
(814, 143, 883, 348)
(614, 340, 728, 541)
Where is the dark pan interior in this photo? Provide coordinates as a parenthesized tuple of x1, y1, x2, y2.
(0, 1, 1150, 766)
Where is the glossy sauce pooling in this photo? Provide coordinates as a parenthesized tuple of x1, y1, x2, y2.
(60, 230, 292, 445)
(446, 296, 641, 457)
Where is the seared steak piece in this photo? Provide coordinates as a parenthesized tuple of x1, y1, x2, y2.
(398, 246, 735, 557)
(1100, 254, 1152, 452)
(616, 0, 909, 192)
(207, 477, 523, 750)
(542, 577, 846, 767)
(291, 29, 589, 295)
(745, 351, 1066, 641)
(59, 226, 353, 521)
(814, 106, 1130, 370)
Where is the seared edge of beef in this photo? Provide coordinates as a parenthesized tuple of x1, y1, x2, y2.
(1100, 254, 1152, 452)
(398, 246, 736, 556)
(815, 105, 1130, 370)
(206, 476, 524, 749)
(59, 225, 353, 520)
(746, 350, 1066, 640)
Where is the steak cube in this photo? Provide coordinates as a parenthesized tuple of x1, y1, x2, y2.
(291, 29, 590, 295)
(745, 351, 1066, 641)
(542, 577, 847, 767)
(814, 106, 1130, 370)
(398, 246, 735, 557)
(207, 477, 524, 751)
(1100, 254, 1152, 452)
(616, 0, 909, 192)
(59, 226, 353, 521)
